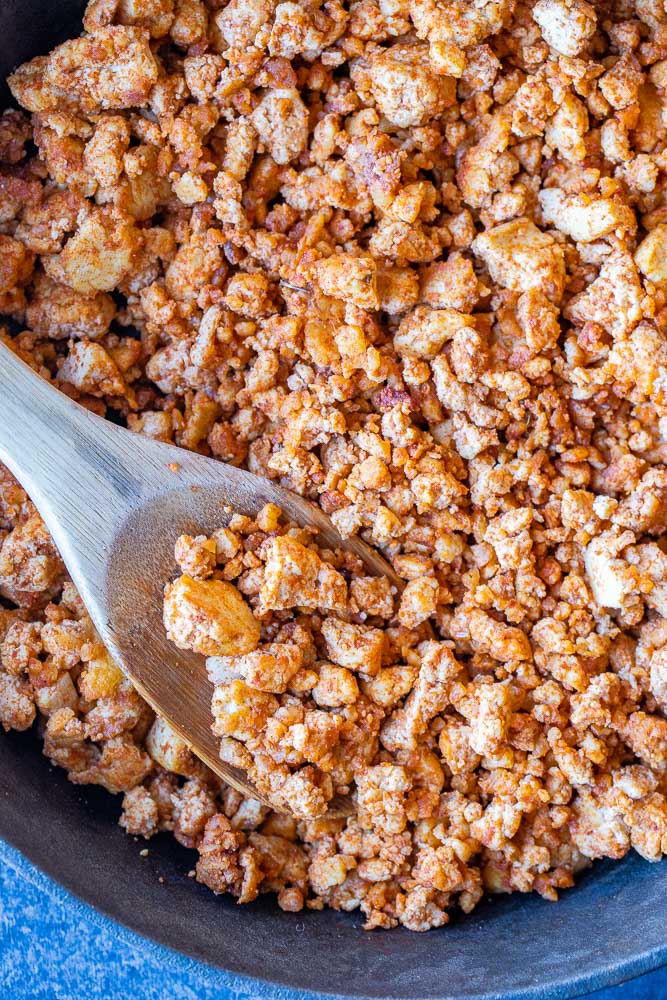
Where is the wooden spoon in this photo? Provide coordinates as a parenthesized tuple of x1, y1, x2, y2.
(0, 341, 400, 815)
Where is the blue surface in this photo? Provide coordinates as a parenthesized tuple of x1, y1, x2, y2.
(0, 847, 664, 1000)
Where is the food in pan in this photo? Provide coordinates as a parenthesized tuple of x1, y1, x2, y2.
(1, 0, 667, 931)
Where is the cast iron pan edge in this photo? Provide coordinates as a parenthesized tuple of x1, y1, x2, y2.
(0, 2, 666, 997)
(1, 729, 667, 1000)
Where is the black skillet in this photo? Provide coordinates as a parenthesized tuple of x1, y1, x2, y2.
(0, 3, 665, 996)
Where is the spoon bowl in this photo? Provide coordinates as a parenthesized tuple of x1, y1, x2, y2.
(0, 339, 398, 811)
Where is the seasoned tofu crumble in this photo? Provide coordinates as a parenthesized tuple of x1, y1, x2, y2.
(1, 0, 667, 931)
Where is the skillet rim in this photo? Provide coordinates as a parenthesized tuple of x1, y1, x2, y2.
(0, 724, 666, 1000)
(1, 833, 666, 1000)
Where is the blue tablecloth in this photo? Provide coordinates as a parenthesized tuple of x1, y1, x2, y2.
(0, 850, 664, 1000)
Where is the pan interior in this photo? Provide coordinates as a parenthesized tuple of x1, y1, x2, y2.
(0, 3, 666, 998)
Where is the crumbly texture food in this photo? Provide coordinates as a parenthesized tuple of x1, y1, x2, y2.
(2, 0, 667, 932)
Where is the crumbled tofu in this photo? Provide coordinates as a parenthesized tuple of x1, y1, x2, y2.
(208, 643, 303, 693)
(312, 663, 359, 707)
(565, 250, 645, 338)
(163, 575, 261, 656)
(539, 189, 635, 243)
(584, 531, 637, 610)
(27, 26, 159, 112)
(472, 217, 565, 303)
(251, 88, 309, 166)
(259, 536, 348, 612)
(49, 209, 141, 294)
(321, 617, 384, 676)
(145, 715, 197, 776)
(532, 0, 596, 58)
(635, 224, 667, 285)
(313, 254, 379, 311)
(394, 306, 474, 359)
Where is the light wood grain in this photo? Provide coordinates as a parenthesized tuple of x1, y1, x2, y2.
(0, 341, 400, 815)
